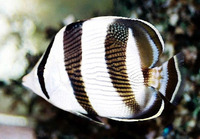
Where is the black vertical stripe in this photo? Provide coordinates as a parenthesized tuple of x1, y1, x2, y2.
(166, 57, 178, 100)
(104, 22, 140, 113)
(37, 37, 55, 99)
(63, 21, 98, 116)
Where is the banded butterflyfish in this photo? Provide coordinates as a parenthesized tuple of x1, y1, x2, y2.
(23, 16, 184, 124)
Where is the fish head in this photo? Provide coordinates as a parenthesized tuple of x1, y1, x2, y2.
(22, 60, 48, 100)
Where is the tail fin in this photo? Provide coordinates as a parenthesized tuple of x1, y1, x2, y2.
(146, 53, 184, 105)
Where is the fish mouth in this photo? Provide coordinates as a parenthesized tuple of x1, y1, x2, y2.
(22, 74, 29, 87)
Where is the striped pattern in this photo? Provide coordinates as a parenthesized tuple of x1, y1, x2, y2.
(22, 16, 184, 124)
(104, 23, 140, 113)
(80, 18, 133, 118)
(63, 21, 97, 116)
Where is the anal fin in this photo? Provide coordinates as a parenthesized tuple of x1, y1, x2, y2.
(74, 112, 110, 127)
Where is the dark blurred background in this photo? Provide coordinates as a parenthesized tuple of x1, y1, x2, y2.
(0, 0, 200, 138)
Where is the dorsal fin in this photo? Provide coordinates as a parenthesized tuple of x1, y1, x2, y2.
(115, 18, 164, 68)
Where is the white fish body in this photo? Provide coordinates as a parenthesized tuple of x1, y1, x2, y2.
(23, 16, 184, 124)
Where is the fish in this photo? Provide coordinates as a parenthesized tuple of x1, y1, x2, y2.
(22, 16, 184, 124)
